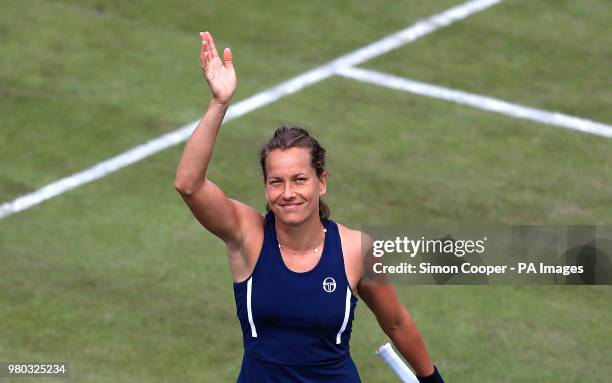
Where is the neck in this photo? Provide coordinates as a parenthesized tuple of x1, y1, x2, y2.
(275, 213, 325, 251)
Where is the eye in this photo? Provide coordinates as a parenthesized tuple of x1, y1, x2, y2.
(295, 177, 307, 183)
(269, 179, 281, 185)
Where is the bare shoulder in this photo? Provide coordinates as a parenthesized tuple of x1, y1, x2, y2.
(226, 199, 265, 282)
(227, 199, 265, 251)
(336, 223, 373, 257)
(336, 222, 372, 295)
(229, 199, 265, 232)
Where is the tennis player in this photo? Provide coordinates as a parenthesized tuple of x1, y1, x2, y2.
(174, 31, 445, 383)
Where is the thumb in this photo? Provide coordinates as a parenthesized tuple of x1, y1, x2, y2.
(223, 47, 234, 70)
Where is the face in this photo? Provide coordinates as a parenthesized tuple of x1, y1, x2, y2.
(264, 147, 327, 226)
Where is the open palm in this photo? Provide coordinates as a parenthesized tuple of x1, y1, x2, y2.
(200, 31, 236, 104)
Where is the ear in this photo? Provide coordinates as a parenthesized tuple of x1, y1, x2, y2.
(319, 170, 328, 197)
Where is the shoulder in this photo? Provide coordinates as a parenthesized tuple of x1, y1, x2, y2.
(335, 222, 374, 292)
(230, 199, 265, 221)
(337, 223, 373, 272)
(336, 222, 373, 258)
(230, 199, 265, 232)
(225, 200, 266, 283)
(227, 199, 265, 252)
(335, 222, 359, 246)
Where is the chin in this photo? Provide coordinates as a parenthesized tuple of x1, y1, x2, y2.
(276, 211, 304, 226)
(274, 205, 313, 226)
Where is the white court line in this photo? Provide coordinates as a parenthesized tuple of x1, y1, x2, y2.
(336, 67, 612, 138)
(0, 0, 503, 220)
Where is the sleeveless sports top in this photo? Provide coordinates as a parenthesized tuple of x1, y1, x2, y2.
(233, 212, 359, 368)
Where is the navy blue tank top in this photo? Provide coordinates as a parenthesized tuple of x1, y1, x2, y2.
(233, 212, 360, 376)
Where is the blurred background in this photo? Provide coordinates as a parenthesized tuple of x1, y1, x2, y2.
(1, 0, 611, 381)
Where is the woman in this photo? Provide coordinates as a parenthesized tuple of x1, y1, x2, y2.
(174, 31, 445, 383)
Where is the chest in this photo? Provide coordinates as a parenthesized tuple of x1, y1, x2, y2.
(240, 225, 362, 293)
(279, 249, 323, 273)
(250, 270, 352, 333)
(283, 247, 360, 290)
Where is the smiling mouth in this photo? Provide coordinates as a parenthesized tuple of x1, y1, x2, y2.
(280, 203, 303, 209)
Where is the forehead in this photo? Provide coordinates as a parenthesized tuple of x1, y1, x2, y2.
(265, 147, 313, 177)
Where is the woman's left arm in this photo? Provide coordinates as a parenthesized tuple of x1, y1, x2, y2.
(357, 281, 436, 376)
(355, 233, 444, 382)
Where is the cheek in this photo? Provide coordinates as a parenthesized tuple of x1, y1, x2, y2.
(307, 183, 321, 197)
(265, 186, 279, 201)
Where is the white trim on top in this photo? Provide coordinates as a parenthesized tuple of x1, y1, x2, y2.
(336, 286, 352, 344)
(247, 276, 258, 338)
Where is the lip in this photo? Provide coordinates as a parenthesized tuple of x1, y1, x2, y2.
(280, 202, 303, 210)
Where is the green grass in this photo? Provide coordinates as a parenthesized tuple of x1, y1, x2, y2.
(0, 0, 458, 200)
(362, 0, 612, 122)
(1, 0, 611, 382)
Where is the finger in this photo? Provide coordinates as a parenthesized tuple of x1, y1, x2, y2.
(223, 47, 234, 71)
(202, 50, 209, 68)
(200, 32, 210, 68)
(201, 33, 213, 65)
(204, 32, 214, 61)
(205, 31, 220, 59)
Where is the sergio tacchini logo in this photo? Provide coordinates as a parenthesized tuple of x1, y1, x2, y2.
(322, 277, 336, 293)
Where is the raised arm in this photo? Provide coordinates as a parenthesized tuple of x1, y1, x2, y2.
(174, 32, 256, 247)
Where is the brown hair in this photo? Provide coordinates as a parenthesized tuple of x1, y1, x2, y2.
(259, 126, 330, 221)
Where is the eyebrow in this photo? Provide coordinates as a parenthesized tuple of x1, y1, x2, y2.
(267, 173, 308, 180)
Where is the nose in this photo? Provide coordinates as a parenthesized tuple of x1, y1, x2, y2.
(282, 182, 296, 199)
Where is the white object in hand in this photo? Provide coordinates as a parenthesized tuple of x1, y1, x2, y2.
(376, 343, 419, 383)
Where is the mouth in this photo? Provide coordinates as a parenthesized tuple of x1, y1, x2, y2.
(279, 202, 303, 211)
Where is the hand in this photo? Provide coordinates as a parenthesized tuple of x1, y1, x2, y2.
(199, 31, 236, 105)
(417, 365, 445, 383)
